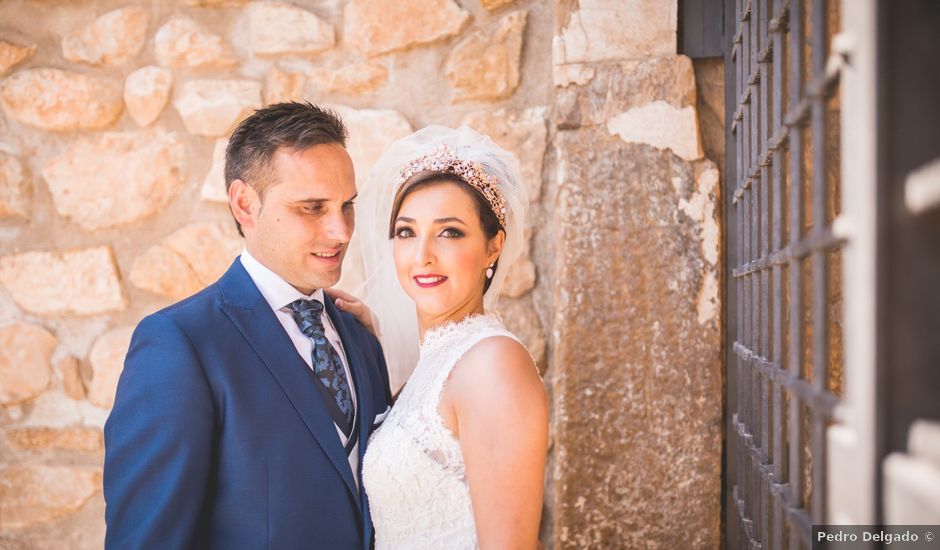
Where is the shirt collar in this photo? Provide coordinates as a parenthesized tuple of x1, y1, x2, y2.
(239, 248, 324, 312)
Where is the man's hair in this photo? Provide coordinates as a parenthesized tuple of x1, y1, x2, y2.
(225, 102, 349, 235)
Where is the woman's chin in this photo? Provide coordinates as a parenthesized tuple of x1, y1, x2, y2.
(414, 303, 449, 320)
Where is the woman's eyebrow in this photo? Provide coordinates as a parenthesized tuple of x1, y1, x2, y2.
(394, 216, 467, 225)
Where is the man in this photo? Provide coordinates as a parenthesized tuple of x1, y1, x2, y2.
(104, 103, 392, 549)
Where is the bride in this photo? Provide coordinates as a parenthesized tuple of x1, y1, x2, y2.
(336, 126, 548, 549)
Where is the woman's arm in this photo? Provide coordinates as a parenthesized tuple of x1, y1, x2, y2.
(442, 336, 548, 549)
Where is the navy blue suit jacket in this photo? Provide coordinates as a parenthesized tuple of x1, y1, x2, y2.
(103, 259, 392, 550)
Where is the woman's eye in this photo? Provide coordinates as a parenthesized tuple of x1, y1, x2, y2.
(302, 204, 323, 214)
(394, 227, 414, 238)
(343, 202, 355, 212)
(440, 228, 464, 238)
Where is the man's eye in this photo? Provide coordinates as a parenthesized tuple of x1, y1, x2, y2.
(440, 228, 464, 238)
(343, 202, 355, 211)
(302, 204, 323, 213)
(394, 227, 414, 238)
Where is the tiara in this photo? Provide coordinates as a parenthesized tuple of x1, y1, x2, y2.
(397, 144, 507, 227)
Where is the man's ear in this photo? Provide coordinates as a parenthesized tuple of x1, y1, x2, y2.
(229, 179, 259, 233)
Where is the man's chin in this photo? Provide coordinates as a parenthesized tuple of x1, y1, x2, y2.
(306, 271, 342, 291)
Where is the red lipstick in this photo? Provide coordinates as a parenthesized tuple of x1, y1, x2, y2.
(413, 273, 448, 288)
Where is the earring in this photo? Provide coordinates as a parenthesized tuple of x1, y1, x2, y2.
(485, 264, 495, 279)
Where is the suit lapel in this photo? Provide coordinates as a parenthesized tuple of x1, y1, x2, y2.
(324, 297, 375, 534)
(325, 298, 375, 458)
(217, 260, 360, 507)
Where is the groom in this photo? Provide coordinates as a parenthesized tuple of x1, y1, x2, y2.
(103, 103, 392, 549)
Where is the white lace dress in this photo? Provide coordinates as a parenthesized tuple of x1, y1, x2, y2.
(361, 314, 522, 550)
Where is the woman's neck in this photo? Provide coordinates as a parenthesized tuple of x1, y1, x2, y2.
(417, 298, 485, 341)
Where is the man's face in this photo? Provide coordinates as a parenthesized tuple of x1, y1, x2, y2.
(237, 143, 357, 294)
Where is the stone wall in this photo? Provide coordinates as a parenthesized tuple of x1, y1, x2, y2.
(543, 0, 723, 548)
(0, 1, 721, 548)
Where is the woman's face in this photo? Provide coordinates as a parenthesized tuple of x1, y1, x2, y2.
(392, 180, 503, 323)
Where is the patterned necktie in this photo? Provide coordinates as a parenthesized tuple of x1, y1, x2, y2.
(287, 299, 354, 437)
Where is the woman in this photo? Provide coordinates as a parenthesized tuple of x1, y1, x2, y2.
(342, 126, 548, 549)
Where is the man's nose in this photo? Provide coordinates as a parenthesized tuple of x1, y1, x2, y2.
(323, 210, 352, 243)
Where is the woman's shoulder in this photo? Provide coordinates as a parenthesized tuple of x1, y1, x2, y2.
(462, 332, 533, 368)
(447, 332, 543, 404)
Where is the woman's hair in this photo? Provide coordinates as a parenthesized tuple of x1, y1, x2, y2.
(388, 172, 503, 292)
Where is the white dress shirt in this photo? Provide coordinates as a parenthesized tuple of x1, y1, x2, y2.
(240, 249, 360, 486)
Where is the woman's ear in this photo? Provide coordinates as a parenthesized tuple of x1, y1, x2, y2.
(229, 179, 259, 233)
(487, 230, 506, 265)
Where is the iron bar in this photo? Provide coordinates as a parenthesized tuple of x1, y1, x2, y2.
(785, 0, 805, 546)
(729, 0, 843, 546)
(809, 0, 829, 527)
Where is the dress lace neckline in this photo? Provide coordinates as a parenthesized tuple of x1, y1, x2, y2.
(420, 312, 497, 352)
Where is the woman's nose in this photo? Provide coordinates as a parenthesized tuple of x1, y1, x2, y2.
(414, 236, 435, 266)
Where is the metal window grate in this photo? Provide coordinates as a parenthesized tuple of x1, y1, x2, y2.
(726, 0, 845, 548)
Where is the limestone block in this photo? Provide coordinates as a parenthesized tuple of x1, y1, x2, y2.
(553, 56, 698, 129)
(550, 124, 721, 548)
(461, 106, 547, 202)
(155, 17, 236, 69)
(0, 151, 30, 219)
(130, 245, 202, 300)
(0, 39, 36, 75)
(553, 0, 677, 65)
(173, 79, 262, 136)
(5, 427, 102, 452)
(497, 226, 536, 298)
(502, 258, 536, 298)
(329, 105, 413, 185)
(445, 10, 527, 102)
(0, 247, 125, 316)
(56, 355, 86, 400)
(684, 161, 720, 325)
(129, 221, 242, 300)
(124, 66, 173, 127)
(42, 130, 186, 230)
(181, 0, 246, 5)
(0, 322, 56, 405)
(494, 298, 545, 366)
(264, 64, 307, 105)
(308, 63, 388, 96)
(248, 1, 335, 57)
(62, 7, 149, 66)
(200, 138, 229, 203)
(344, 0, 469, 57)
(553, 63, 595, 87)
(0, 68, 123, 131)
(87, 326, 134, 408)
(24, 391, 100, 429)
(482, 0, 517, 10)
(0, 465, 101, 529)
(607, 99, 703, 161)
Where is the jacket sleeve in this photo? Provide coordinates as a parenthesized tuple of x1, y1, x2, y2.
(103, 312, 216, 550)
